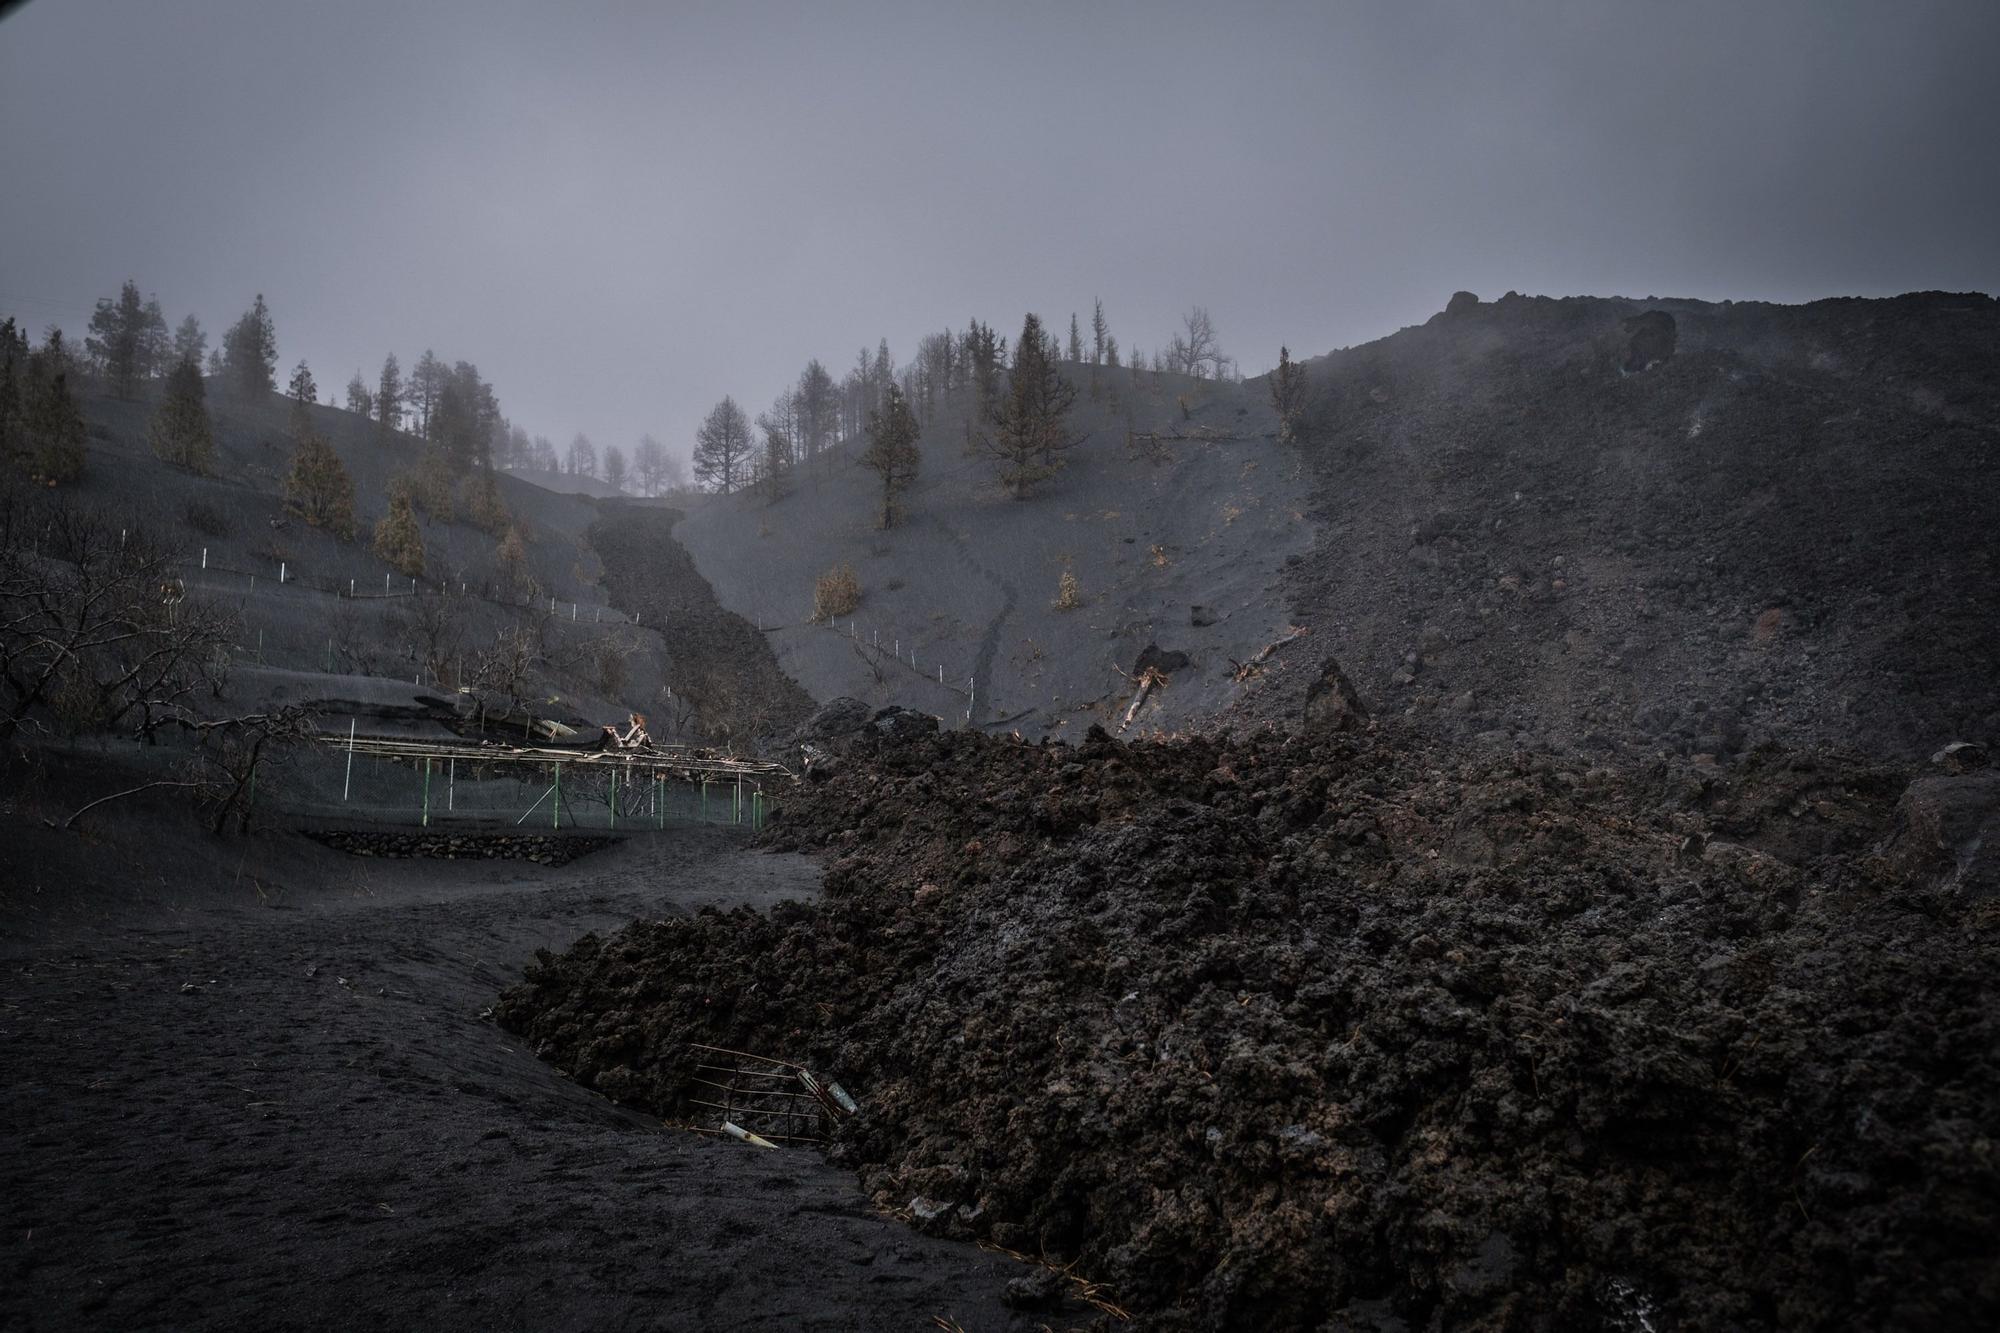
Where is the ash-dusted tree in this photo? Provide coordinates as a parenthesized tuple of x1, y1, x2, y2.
(1269, 345, 1309, 443)
(148, 358, 214, 473)
(86, 280, 162, 398)
(602, 445, 628, 493)
(463, 464, 511, 536)
(344, 372, 372, 417)
(796, 359, 838, 462)
(282, 431, 357, 539)
(222, 294, 278, 398)
(372, 491, 425, 577)
(286, 360, 317, 438)
(173, 315, 207, 369)
(1168, 306, 1228, 380)
(692, 396, 751, 494)
(138, 298, 170, 382)
(564, 432, 597, 478)
(409, 350, 445, 437)
(632, 433, 668, 496)
(427, 361, 497, 471)
(1067, 313, 1084, 363)
(861, 382, 921, 528)
(376, 353, 404, 440)
(756, 420, 794, 502)
(16, 331, 87, 485)
(964, 318, 1003, 415)
(982, 313, 1080, 499)
(495, 525, 532, 598)
(1091, 299, 1110, 364)
(0, 319, 24, 461)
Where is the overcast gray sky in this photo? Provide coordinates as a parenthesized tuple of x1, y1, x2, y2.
(3, 0, 1996, 464)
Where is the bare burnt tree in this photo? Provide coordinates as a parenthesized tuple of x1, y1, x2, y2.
(1168, 306, 1228, 379)
(0, 491, 234, 741)
(390, 589, 468, 686)
(185, 705, 318, 834)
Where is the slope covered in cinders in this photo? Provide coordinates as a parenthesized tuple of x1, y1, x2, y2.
(587, 503, 814, 746)
(33, 381, 683, 738)
(497, 717, 1998, 1330)
(1249, 290, 2000, 759)
(674, 373, 1313, 739)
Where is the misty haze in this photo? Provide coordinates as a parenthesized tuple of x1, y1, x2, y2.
(2, 1, 1997, 1329)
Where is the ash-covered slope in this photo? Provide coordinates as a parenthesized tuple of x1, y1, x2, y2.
(675, 373, 1312, 740)
(1254, 290, 2000, 760)
(42, 384, 678, 732)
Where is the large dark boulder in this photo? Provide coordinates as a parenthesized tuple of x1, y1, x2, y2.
(1877, 770, 2000, 899)
(1303, 657, 1366, 734)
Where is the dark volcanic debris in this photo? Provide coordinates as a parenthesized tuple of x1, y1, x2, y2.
(497, 714, 2000, 1330)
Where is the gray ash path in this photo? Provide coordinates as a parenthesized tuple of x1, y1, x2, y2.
(0, 824, 1037, 1332)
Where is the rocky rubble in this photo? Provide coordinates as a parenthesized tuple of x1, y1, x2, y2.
(496, 708, 1999, 1330)
(1260, 291, 2000, 761)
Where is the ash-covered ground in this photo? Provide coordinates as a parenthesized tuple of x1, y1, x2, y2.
(0, 759, 1043, 1332)
(499, 700, 2000, 1330)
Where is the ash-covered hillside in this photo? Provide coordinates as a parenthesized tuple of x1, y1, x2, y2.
(10, 372, 704, 743)
(675, 291, 1998, 760)
(675, 367, 1310, 740)
(1257, 290, 2000, 759)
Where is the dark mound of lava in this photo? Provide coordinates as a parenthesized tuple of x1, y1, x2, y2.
(497, 715, 1998, 1330)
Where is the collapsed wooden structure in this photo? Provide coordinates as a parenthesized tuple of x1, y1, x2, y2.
(316, 729, 793, 830)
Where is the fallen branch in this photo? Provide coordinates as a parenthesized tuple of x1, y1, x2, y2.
(47, 779, 205, 832)
(1118, 667, 1170, 733)
(1230, 625, 1310, 682)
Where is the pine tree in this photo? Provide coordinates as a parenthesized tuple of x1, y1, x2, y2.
(376, 353, 404, 440)
(1091, 300, 1109, 364)
(205, 348, 224, 378)
(148, 359, 215, 473)
(85, 280, 149, 397)
(345, 372, 373, 416)
(602, 445, 628, 492)
(138, 297, 170, 382)
(1067, 313, 1084, 363)
(0, 318, 26, 461)
(1269, 345, 1309, 443)
(397, 450, 456, 522)
(410, 350, 444, 436)
(496, 525, 531, 597)
(283, 431, 357, 539)
(222, 294, 278, 398)
(463, 465, 510, 536)
(173, 315, 207, 368)
(372, 491, 425, 577)
(286, 359, 317, 438)
(19, 340, 87, 485)
(966, 318, 1002, 415)
(982, 313, 1080, 499)
(861, 382, 921, 528)
(796, 359, 837, 461)
(692, 396, 751, 494)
